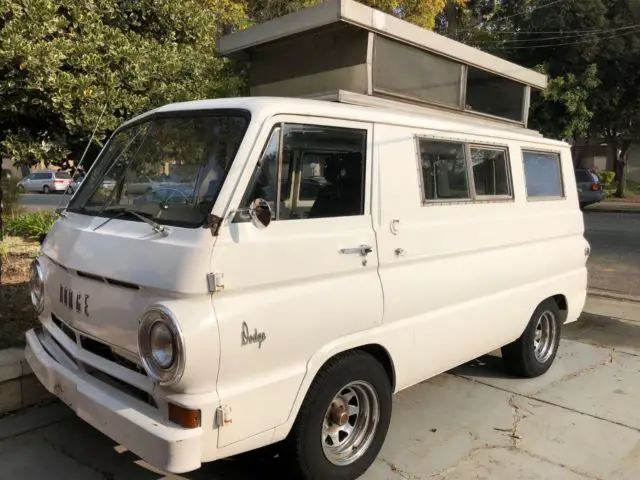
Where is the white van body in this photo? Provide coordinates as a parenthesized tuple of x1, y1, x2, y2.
(24, 97, 589, 478)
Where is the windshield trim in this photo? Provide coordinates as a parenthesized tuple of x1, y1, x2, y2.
(67, 108, 252, 229)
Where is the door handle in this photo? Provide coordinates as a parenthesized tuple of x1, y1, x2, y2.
(340, 245, 373, 256)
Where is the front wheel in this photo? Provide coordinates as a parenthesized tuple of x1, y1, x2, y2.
(501, 299, 563, 378)
(287, 351, 392, 480)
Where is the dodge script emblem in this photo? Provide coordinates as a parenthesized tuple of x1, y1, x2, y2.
(59, 284, 90, 317)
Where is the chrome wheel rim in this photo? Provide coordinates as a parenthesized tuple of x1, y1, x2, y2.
(533, 310, 557, 363)
(321, 381, 380, 466)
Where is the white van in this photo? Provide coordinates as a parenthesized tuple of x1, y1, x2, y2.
(24, 97, 589, 479)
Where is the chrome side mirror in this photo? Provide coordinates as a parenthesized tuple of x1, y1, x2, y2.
(249, 198, 272, 229)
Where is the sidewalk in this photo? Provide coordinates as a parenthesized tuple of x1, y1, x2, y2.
(586, 201, 640, 214)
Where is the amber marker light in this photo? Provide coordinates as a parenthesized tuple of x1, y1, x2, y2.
(169, 403, 201, 429)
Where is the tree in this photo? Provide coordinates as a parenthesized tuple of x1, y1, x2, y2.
(0, 0, 245, 172)
(456, 0, 640, 196)
(242, 0, 467, 29)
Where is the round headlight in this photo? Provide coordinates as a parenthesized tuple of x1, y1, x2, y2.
(29, 260, 45, 313)
(150, 321, 174, 368)
(138, 306, 185, 385)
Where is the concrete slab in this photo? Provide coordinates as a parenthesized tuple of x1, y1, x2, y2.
(514, 395, 640, 480)
(366, 374, 514, 478)
(435, 448, 590, 480)
(0, 348, 24, 383)
(0, 433, 104, 480)
(452, 340, 612, 397)
(534, 350, 640, 432)
(0, 378, 22, 414)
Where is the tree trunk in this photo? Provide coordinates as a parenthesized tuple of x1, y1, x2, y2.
(614, 140, 632, 198)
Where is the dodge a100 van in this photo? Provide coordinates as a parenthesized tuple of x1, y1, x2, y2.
(25, 97, 589, 479)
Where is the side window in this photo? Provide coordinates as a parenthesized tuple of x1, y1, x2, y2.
(523, 150, 564, 198)
(281, 124, 366, 220)
(418, 139, 469, 200)
(236, 123, 367, 221)
(235, 126, 282, 222)
(470, 147, 511, 197)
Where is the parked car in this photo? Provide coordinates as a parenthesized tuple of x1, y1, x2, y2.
(66, 175, 84, 194)
(17, 170, 73, 194)
(575, 168, 604, 210)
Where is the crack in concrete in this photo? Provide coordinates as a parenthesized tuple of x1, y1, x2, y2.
(508, 395, 524, 447)
(386, 444, 602, 480)
(40, 435, 115, 480)
(453, 374, 640, 434)
(528, 348, 616, 397)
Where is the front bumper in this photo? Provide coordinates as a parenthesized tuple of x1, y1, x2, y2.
(24, 327, 204, 474)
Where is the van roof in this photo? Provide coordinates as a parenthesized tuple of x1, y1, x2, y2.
(123, 96, 569, 148)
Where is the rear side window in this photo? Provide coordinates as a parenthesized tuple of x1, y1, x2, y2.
(522, 150, 564, 198)
(575, 170, 595, 183)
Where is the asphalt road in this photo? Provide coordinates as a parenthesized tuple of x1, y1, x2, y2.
(585, 211, 640, 297)
(17, 193, 71, 212)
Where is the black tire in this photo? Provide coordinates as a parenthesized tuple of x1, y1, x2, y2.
(43, 185, 51, 194)
(501, 299, 563, 378)
(17, 185, 25, 194)
(286, 351, 392, 480)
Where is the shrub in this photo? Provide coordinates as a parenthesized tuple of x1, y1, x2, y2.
(3, 211, 59, 239)
(595, 170, 616, 186)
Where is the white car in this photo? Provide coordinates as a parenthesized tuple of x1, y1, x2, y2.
(17, 170, 73, 194)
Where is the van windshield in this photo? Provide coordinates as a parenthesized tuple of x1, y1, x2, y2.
(67, 110, 250, 228)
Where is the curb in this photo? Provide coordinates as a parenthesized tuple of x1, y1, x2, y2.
(585, 206, 640, 215)
(587, 288, 640, 304)
(0, 348, 53, 417)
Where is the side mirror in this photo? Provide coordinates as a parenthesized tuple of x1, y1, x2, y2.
(249, 198, 272, 229)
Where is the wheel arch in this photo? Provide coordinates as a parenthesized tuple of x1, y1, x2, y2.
(550, 293, 569, 323)
(274, 342, 398, 443)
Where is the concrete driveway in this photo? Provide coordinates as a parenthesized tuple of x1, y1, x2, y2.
(1, 297, 638, 480)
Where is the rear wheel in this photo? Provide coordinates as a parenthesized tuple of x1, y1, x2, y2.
(287, 351, 392, 480)
(42, 185, 51, 194)
(501, 299, 563, 378)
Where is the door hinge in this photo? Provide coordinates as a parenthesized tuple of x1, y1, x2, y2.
(207, 272, 225, 293)
(215, 405, 232, 427)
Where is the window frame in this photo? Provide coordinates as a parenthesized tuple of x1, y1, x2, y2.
(414, 134, 514, 206)
(521, 148, 565, 201)
(468, 144, 513, 201)
(232, 115, 373, 223)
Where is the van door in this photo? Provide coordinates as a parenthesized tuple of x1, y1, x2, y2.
(211, 116, 382, 448)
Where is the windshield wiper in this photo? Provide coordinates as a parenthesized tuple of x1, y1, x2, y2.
(93, 206, 168, 236)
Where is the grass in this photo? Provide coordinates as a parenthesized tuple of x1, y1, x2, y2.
(0, 236, 41, 348)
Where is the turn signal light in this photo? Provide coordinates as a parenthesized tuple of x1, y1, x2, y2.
(168, 403, 201, 429)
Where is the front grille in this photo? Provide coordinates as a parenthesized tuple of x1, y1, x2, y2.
(80, 335, 147, 376)
(48, 314, 154, 408)
(52, 313, 77, 342)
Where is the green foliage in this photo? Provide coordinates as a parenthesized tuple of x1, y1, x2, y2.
(3, 211, 59, 239)
(0, 0, 244, 170)
(595, 170, 616, 186)
(528, 64, 600, 140)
